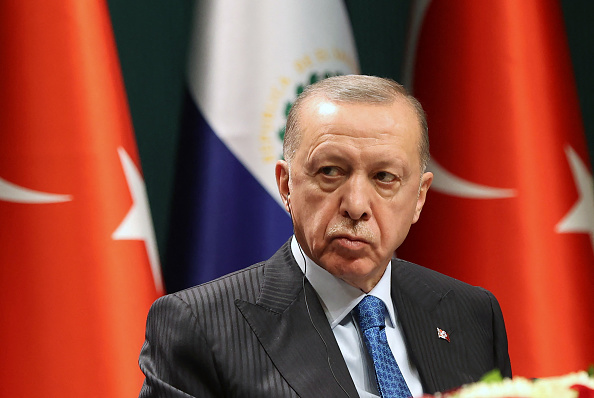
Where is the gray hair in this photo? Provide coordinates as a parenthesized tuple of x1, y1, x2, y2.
(283, 75, 430, 172)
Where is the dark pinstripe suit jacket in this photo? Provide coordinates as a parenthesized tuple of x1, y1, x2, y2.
(139, 241, 511, 397)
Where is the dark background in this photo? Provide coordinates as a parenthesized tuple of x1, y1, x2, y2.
(106, 0, 594, 269)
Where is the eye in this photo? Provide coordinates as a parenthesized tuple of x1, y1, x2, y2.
(375, 171, 397, 183)
(320, 166, 340, 176)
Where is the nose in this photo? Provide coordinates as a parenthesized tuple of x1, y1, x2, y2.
(339, 174, 372, 221)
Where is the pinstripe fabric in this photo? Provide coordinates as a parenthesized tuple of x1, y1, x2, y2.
(391, 258, 512, 393)
(138, 242, 511, 397)
(139, 262, 300, 398)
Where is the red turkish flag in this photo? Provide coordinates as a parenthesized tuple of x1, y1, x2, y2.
(399, 0, 594, 377)
(0, 1, 163, 397)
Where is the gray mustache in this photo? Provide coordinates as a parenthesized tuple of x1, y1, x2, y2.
(326, 219, 375, 242)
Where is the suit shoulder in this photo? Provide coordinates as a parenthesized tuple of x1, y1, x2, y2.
(392, 258, 506, 340)
(393, 258, 494, 299)
(160, 262, 266, 311)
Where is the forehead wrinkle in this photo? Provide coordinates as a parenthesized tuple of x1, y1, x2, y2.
(311, 129, 411, 154)
(305, 135, 410, 171)
(308, 129, 392, 149)
(298, 100, 422, 169)
(304, 136, 356, 165)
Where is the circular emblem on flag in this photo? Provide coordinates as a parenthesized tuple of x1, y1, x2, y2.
(275, 71, 344, 160)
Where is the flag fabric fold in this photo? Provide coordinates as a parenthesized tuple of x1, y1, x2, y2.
(400, 0, 594, 377)
(0, 1, 162, 396)
(165, 0, 359, 291)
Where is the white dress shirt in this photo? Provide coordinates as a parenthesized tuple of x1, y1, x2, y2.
(291, 237, 423, 398)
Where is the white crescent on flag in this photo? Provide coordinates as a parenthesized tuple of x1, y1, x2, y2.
(0, 177, 72, 204)
(427, 159, 517, 199)
(404, 0, 517, 200)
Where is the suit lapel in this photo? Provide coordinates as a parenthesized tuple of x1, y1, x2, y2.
(391, 259, 471, 394)
(235, 243, 358, 398)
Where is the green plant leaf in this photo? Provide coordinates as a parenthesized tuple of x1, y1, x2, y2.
(480, 369, 504, 383)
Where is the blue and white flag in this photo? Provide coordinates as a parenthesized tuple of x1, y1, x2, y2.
(166, 0, 359, 291)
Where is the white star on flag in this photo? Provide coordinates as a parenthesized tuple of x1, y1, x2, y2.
(555, 145, 594, 252)
(112, 147, 163, 292)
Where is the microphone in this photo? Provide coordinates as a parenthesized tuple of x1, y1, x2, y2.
(286, 193, 291, 215)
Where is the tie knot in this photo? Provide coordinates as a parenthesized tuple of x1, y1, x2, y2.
(353, 295, 386, 331)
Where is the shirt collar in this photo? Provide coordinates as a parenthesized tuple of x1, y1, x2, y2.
(290, 236, 396, 329)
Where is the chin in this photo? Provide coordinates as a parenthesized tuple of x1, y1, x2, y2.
(323, 257, 384, 285)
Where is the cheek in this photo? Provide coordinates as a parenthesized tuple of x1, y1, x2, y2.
(295, 192, 339, 242)
(305, 199, 336, 234)
(376, 200, 416, 244)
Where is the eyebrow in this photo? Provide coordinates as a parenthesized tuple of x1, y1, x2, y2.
(308, 148, 409, 171)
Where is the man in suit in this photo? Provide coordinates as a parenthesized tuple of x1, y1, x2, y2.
(139, 75, 511, 397)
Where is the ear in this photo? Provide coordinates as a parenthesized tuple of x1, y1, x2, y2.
(412, 171, 433, 224)
(276, 159, 291, 213)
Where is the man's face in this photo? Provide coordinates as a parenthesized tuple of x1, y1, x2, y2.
(276, 98, 432, 292)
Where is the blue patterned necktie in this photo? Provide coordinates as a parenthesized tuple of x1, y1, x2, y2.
(353, 295, 412, 398)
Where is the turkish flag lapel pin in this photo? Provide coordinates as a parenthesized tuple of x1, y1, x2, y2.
(437, 327, 450, 342)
